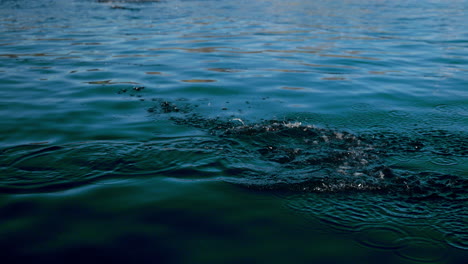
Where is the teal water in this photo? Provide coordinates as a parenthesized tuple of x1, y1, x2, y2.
(0, 0, 467, 263)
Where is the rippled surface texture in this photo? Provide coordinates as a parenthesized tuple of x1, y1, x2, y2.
(0, 0, 467, 263)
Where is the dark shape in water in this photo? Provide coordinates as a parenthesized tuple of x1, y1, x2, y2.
(0, 99, 466, 201)
(164, 107, 466, 200)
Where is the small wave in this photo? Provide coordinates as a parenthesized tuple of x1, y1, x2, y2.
(356, 225, 409, 250)
(395, 237, 448, 263)
(1, 98, 466, 255)
(169, 114, 466, 200)
(2, 99, 466, 200)
(0, 138, 222, 194)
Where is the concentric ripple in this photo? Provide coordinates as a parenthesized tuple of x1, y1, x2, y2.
(395, 237, 448, 263)
(356, 225, 409, 250)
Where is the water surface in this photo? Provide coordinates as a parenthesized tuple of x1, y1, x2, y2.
(0, 0, 467, 263)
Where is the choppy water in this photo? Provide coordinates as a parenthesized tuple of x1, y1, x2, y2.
(0, 0, 467, 263)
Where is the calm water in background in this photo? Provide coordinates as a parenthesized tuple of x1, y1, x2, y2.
(0, 0, 467, 263)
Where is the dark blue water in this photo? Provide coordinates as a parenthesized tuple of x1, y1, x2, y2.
(0, 0, 467, 263)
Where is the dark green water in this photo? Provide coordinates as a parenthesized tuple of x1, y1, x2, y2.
(0, 0, 467, 263)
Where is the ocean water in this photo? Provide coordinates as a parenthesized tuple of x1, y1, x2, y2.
(0, 0, 467, 263)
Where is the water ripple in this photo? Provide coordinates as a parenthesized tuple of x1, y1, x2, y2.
(1, 0, 467, 260)
(0, 138, 221, 193)
(395, 237, 448, 263)
(356, 225, 409, 250)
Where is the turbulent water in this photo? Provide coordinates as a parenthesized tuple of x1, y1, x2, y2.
(0, 0, 467, 263)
